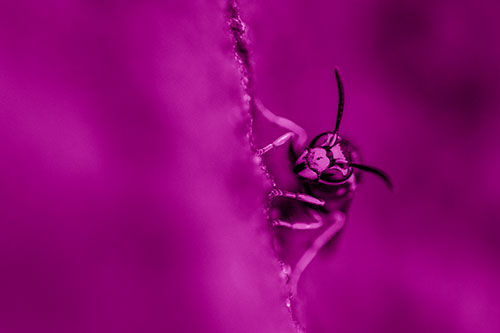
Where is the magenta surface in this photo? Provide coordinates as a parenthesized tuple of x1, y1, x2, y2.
(1, 1, 500, 332)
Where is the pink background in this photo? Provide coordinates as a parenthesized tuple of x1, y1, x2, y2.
(1, 0, 499, 332)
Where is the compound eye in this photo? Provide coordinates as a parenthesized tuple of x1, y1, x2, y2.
(320, 168, 350, 183)
(319, 159, 352, 184)
(335, 159, 350, 171)
(335, 162, 351, 176)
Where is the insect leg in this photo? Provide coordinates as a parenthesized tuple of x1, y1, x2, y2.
(272, 210, 324, 230)
(273, 220, 323, 230)
(289, 211, 346, 296)
(254, 99, 307, 154)
(257, 132, 294, 156)
(268, 189, 325, 206)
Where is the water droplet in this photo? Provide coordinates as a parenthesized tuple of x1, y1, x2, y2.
(242, 93, 251, 104)
(280, 264, 291, 282)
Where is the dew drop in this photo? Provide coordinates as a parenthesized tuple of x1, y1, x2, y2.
(280, 264, 291, 282)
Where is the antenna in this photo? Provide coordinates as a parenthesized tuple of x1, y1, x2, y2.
(333, 67, 345, 136)
(351, 163, 393, 191)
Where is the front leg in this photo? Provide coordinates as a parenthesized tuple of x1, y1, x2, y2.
(254, 99, 307, 155)
(257, 132, 294, 156)
(268, 189, 325, 206)
(272, 210, 324, 230)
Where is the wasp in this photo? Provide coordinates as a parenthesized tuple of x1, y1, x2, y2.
(254, 68, 392, 297)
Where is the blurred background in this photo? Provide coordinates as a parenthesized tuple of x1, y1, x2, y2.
(0, 0, 499, 332)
